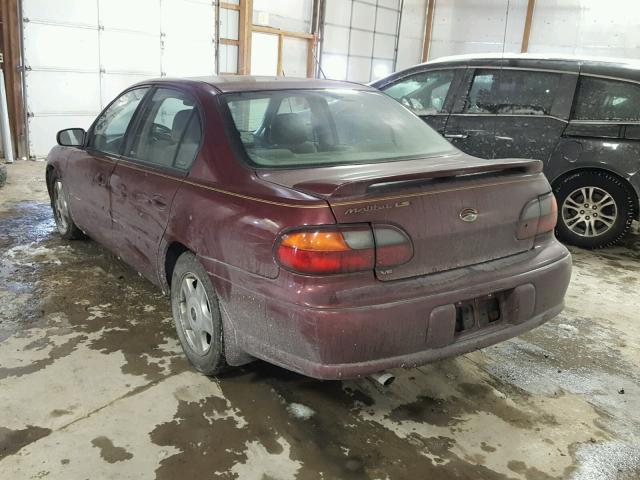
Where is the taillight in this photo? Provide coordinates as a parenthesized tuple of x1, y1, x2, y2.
(275, 224, 412, 275)
(517, 192, 558, 239)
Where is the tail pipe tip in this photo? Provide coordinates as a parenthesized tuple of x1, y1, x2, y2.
(369, 371, 396, 387)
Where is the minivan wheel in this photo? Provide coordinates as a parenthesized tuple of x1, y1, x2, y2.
(554, 170, 636, 249)
(171, 251, 227, 375)
(51, 177, 84, 240)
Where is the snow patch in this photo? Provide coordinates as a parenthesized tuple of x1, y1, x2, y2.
(287, 402, 315, 420)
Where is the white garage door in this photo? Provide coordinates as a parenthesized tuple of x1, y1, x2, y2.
(22, 0, 216, 159)
(320, 0, 402, 83)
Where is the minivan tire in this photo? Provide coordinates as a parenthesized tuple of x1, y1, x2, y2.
(51, 176, 84, 240)
(554, 170, 636, 249)
(171, 251, 228, 376)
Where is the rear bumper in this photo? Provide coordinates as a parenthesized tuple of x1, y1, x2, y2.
(208, 239, 572, 380)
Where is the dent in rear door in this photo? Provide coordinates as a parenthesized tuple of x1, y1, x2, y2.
(444, 68, 500, 159)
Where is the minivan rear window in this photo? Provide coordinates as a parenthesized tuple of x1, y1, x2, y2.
(574, 76, 640, 121)
(223, 89, 455, 168)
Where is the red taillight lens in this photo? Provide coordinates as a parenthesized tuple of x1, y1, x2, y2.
(517, 192, 558, 239)
(276, 227, 375, 274)
(275, 225, 413, 275)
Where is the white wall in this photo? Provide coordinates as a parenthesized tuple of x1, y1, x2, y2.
(427, 0, 640, 62)
(528, 0, 640, 58)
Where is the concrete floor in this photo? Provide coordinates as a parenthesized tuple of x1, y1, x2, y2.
(0, 160, 639, 480)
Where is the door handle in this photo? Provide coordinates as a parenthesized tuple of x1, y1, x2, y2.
(95, 173, 107, 187)
(444, 133, 468, 139)
(495, 136, 514, 141)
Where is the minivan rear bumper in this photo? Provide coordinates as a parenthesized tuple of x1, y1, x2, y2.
(209, 239, 572, 380)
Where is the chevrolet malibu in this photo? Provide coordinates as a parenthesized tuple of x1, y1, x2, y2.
(46, 77, 572, 380)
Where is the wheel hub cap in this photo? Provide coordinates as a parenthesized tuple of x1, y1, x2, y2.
(178, 273, 214, 355)
(561, 186, 617, 238)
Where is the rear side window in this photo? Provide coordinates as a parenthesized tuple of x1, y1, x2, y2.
(382, 70, 455, 115)
(574, 77, 640, 121)
(463, 69, 560, 115)
(90, 88, 149, 155)
(126, 88, 202, 171)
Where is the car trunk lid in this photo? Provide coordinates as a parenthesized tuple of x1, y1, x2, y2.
(258, 154, 550, 281)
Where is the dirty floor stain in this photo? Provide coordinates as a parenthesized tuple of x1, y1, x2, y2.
(0, 161, 639, 479)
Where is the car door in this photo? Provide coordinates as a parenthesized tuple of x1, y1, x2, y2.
(492, 69, 576, 160)
(109, 86, 203, 282)
(444, 68, 499, 158)
(65, 87, 150, 246)
(379, 68, 460, 133)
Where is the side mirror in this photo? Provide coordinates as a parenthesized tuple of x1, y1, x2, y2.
(57, 128, 86, 147)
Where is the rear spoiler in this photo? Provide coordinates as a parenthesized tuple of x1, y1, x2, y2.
(364, 159, 542, 196)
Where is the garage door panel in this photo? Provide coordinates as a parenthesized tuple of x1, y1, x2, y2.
(23, 0, 98, 26)
(325, 0, 352, 26)
(322, 25, 350, 54)
(348, 56, 371, 83)
(376, 8, 399, 35)
(25, 71, 101, 114)
(29, 115, 97, 159)
(99, 0, 160, 33)
(162, 39, 215, 76)
(282, 37, 308, 78)
(23, 22, 99, 71)
(162, 0, 215, 40)
(349, 30, 374, 57)
(373, 34, 395, 59)
(100, 30, 161, 74)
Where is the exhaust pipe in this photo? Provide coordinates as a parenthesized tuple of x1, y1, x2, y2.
(369, 371, 395, 386)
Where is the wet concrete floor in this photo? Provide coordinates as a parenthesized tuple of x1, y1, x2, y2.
(1, 161, 639, 479)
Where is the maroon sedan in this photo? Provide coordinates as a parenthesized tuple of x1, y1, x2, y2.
(46, 77, 571, 380)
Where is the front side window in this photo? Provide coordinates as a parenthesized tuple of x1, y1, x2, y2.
(126, 88, 202, 170)
(224, 89, 455, 168)
(382, 70, 455, 115)
(463, 69, 560, 115)
(574, 77, 640, 121)
(90, 88, 149, 155)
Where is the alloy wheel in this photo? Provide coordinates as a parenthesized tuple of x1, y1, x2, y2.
(561, 186, 617, 238)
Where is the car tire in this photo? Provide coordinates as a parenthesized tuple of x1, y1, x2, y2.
(51, 176, 84, 240)
(554, 170, 636, 249)
(171, 251, 228, 376)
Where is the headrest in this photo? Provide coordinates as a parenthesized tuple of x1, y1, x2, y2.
(270, 113, 309, 145)
(172, 109, 193, 142)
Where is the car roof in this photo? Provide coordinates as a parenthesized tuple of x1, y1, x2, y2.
(423, 52, 640, 68)
(371, 52, 640, 87)
(142, 76, 374, 94)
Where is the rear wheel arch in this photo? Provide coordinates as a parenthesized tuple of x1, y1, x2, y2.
(550, 167, 639, 219)
(163, 241, 191, 291)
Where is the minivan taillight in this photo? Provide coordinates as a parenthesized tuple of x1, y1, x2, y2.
(275, 225, 412, 275)
(517, 192, 558, 239)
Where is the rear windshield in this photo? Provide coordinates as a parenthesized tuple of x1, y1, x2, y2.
(223, 89, 455, 167)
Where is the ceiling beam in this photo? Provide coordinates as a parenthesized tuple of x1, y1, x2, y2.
(521, 0, 536, 53)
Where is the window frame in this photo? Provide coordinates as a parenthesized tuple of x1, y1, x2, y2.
(119, 85, 205, 176)
(85, 86, 152, 158)
(381, 68, 457, 116)
(571, 74, 640, 123)
(460, 67, 563, 117)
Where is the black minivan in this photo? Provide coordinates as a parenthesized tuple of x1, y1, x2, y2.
(372, 54, 640, 249)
